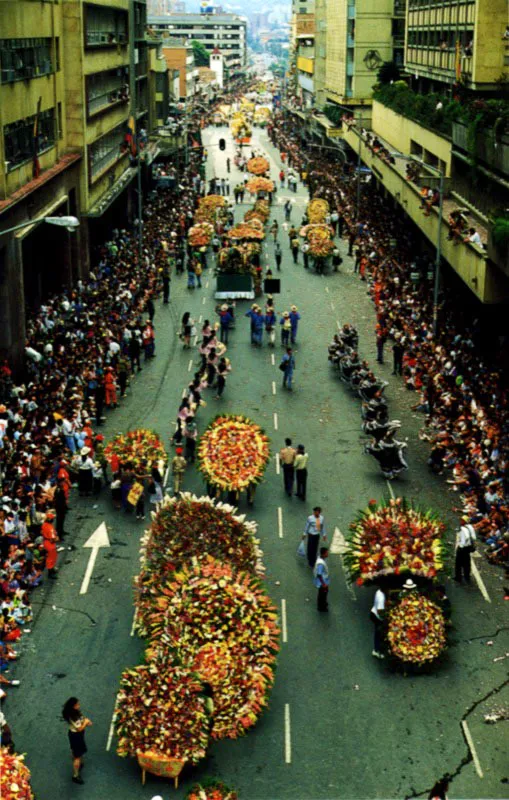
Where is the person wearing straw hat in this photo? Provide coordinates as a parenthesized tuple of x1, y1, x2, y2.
(402, 578, 417, 590)
(78, 447, 94, 496)
(280, 312, 291, 347)
(289, 305, 301, 344)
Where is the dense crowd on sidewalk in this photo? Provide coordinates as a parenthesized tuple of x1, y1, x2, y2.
(268, 111, 509, 569)
(0, 151, 210, 705)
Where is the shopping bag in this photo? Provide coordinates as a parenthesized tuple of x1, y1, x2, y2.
(127, 481, 144, 506)
(297, 539, 306, 558)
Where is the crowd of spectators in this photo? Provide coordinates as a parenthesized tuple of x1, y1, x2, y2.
(268, 110, 509, 571)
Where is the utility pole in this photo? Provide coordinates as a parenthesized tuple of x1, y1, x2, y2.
(129, 0, 143, 263)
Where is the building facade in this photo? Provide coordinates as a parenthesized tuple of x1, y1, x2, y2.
(148, 12, 247, 82)
(161, 40, 198, 99)
(0, 0, 151, 366)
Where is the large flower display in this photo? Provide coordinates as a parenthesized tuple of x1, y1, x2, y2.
(188, 222, 215, 248)
(197, 414, 270, 491)
(345, 499, 446, 585)
(144, 556, 280, 738)
(186, 779, 239, 800)
(387, 594, 447, 664)
(247, 156, 270, 175)
(115, 661, 209, 762)
(136, 494, 264, 630)
(226, 223, 265, 241)
(0, 749, 34, 800)
(245, 177, 274, 194)
(307, 197, 329, 223)
(194, 195, 227, 224)
(104, 429, 166, 469)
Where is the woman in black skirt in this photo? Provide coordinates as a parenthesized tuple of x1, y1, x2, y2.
(62, 697, 92, 784)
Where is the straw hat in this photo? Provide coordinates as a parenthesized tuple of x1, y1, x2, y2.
(81, 446, 91, 456)
(402, 578, 417, 590)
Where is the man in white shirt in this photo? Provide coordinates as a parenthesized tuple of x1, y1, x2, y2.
(370, 587, 386, 659)
(454, 518, 476, 584)
(466, 227, 482, 246)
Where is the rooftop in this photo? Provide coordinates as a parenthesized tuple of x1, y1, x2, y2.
(148, 13, 247, 24)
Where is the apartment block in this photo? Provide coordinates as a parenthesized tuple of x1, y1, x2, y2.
(148, 12, 247, 82)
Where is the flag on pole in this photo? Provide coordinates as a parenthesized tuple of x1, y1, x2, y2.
(455, 40, 462, 81)
(32, 97, 42, 179)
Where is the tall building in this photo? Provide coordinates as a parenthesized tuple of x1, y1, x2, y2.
(406, 0, 505, 93)
(162, 39, 198, 99)
(0, 0, 151, 365)
(323, 0, 404, 113)
(148, 12, 247, 82)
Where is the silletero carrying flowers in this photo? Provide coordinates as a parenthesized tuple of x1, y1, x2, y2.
(104, 429, 166, 470)
(197, 414, 270, 491)
(345, 498, 447, 585)
(186, 778, 239, 800)
(387, 593, 447, 665)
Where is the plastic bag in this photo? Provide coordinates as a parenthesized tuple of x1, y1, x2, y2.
(297, 539, 306, 558)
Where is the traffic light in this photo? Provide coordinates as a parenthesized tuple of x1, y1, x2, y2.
(219, 138, 226, 151)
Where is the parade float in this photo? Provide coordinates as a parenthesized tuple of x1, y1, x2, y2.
(247, 156, 270, 176)
(307, 197, 329, 223)
(194, 194, 228, 225)
(0, 749, 34, 800)
(188, 222, 215, 248)
(345, 498, 450, 669)
(186, 779, 239, 800)
(230, 113, 252, 145)
(245, 177, 275, 196)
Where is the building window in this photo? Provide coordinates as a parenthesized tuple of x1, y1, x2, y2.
(4, 107, 56, 171)
(0, 38, 54, 83)
(89, 122, 126, 181)
(86, 67, 129, 117)
(84, 5, 128, 48)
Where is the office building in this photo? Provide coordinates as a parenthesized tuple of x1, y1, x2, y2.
(148, 11, 247, 81)
(162, 40, 198, 99)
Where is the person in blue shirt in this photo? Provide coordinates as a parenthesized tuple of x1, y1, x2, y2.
(217, 305, 233, 345)
(252, 308, 265, 347)
(289, 305, 301, 344)
(280, 347, 295, 391)
(245, 304, 259, 345)
(313, 547, 330, 611)
(264, 308, 276, 347)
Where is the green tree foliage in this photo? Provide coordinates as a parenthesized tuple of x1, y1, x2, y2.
(191, 39, 210, 67)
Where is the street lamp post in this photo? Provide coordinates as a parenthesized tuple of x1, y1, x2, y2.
(0, 216, 80, 237)
(389, 152, 445, 336)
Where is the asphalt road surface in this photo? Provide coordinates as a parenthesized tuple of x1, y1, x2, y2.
(5, 124, 508, 800)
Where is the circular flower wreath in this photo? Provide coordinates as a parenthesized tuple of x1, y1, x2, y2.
(186, 779, 239, 800)
(0, 749, 34, 800)
(104, 429, 166, 469)
(136, 494, 264, 631)
(247, 156, 270, 175)
(345, 498, 446, 585)
(197, 414, 270, 490)
(387, 594, 447, 664)
(115, 661, 209, 762)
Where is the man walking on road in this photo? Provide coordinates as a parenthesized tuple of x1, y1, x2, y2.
(226, 157, 231, 173)
(303, 506, 327, 567)
(171, 447, 187, 495)
(275, 241, 282, 271)
(314, 547, 330, 611)
(454, 518, 476, 584)
(279, 438, 296, 496)
(280, 347, 295, 390)
(291, 235, 300, 264)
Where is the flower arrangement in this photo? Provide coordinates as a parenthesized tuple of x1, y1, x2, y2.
(104, 429, 166, 469)
(115, 661, 209, 762)
(144, 556, 280, 737)
(244, 209, 267, 225)
(197, 414, 270, 490)
(254, 199, 270, 220)
(345, 499, 446, 585)
(307, 236, 335, 258)
(188, 223, 214, 248)
(245, 177, 274, 194)
(135, 494, 264, 630)
(186, 778, 239, 800)
(0, 749, 34, 800)
(307, 198, 329, 223)
(247, 156, 270, 175)
(300, 223, 332, 240)
(387, 594, 447, 664)
(226, 223, 265, 241)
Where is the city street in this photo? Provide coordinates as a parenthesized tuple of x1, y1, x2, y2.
(5, 125, 509, 800)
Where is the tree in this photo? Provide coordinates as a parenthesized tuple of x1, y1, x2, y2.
(191, 40, 210, 67)
(377, 61, 401, 85)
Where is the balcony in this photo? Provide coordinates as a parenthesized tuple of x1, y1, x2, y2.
(342, 123, 505, 303)
(89, 122, 127, 182)
(85, 6, 128, 49)
(87, 68, 129, 118)
(452, 121, 509, 176)
(0, 38, 54, 84)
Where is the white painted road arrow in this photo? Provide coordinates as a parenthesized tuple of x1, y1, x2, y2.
(330, 526, 347, 555)
(79, 522, 110, 595)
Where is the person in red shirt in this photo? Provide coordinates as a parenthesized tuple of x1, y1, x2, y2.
(41, 511, 59, 578)
(103, 368, 117, 408)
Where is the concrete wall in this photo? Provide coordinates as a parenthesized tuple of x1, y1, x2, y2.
(372, 101, 452, 176)
(343, 123, 508, 304)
